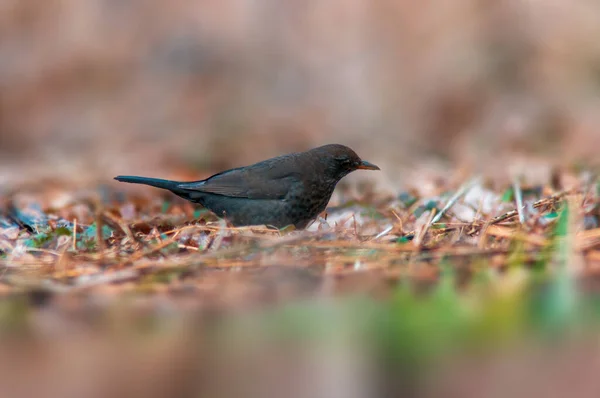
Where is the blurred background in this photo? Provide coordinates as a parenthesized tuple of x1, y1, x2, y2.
(2, 0, 600, 185)
(2, 2, 600, 398)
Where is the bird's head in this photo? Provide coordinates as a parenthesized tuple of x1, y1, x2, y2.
(310, 144, 380, 180)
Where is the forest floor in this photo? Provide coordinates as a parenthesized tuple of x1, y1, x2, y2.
(1, 161, 600, 397)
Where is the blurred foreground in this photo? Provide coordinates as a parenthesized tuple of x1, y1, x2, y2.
(2, 281, 600, 398)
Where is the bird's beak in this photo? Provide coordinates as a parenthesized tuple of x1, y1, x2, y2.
(357, 160, 380, 170)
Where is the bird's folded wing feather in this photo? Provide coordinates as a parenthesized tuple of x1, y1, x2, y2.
(177, 163, 300, 200)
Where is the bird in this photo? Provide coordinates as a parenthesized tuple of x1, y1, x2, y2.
(114, 144, 379, 229)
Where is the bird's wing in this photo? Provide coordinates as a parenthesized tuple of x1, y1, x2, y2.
(177, 158, 301, 200)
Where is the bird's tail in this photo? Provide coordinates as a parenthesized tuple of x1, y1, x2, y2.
(114, 176, 184, 193)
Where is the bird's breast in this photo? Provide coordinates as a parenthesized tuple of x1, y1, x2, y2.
(284, 180, 336, 225)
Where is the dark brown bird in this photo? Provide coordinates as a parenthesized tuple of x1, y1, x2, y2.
(115, 144, 379, 229)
